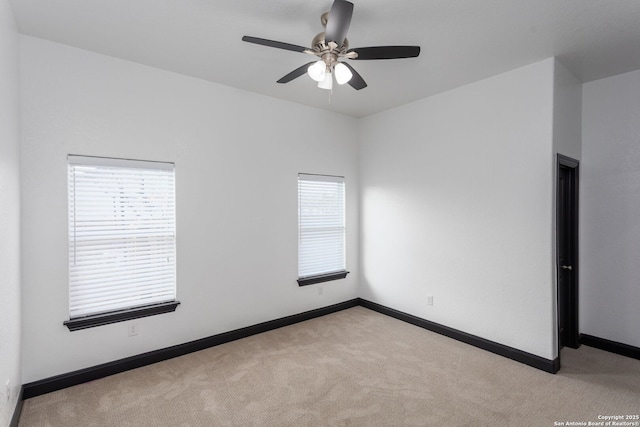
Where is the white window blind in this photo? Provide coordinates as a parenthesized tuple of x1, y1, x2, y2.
(298, 174, 346, 278)
(68, 155, 176, 318)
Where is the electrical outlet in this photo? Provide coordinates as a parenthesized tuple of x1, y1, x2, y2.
(427, 295, 433, 306)
(128, 324, 139, 337)
(318, 286, 323, 296)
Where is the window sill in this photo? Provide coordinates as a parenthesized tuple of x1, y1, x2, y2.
(63, 301, 180, 331)
(297, 271, 349, 287)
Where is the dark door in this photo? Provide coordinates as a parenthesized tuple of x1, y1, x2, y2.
(557, 154, 580, 351)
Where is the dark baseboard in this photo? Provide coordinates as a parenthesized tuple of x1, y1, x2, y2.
(22, 299, 360, 399)
(580, 334, 640, 360)
(22, 296, 566, 401)
(358, 298, 559, 374)
(9, 386, 24, 427)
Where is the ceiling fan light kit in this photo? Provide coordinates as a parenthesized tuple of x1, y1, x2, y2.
(308, 61, 327, 82)
(242, 0, 420, 91)
(307, 61, 352, 88)
(334, 63, 353, 85)
(318, 70, 334, 90)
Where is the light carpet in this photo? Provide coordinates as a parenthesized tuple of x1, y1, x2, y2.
(18, 306, 640, 426)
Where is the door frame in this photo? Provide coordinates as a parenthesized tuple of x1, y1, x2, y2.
(556, 154, 580, 359)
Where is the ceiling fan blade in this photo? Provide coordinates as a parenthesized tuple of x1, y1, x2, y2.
(341, 62, 367, 90)
(349, 46, 421, 60)
(325, 0, 354, 47)
(242, 36, 309, 53)
(277, 62, 317, 84)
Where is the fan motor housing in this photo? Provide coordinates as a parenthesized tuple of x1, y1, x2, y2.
(311, 32, 349, 52)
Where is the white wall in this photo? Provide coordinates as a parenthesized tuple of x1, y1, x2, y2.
(551, 59, 582, 355)
(19, 35, 359, 383)
(553, 60, 582, 161)
(358, 59, 557, 360)
(581, 69, 640, 348)
(0, 0, 22, 423)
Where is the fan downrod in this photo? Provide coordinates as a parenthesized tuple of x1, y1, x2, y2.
(306, 11, 356, 72)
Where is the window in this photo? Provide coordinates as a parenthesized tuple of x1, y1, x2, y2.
(297, 173, 349, 286)
(64, 155, 179, 331)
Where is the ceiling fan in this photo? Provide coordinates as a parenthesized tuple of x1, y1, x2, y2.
(242, 0, 420, 91)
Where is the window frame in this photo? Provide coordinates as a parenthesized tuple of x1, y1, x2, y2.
(64, 155, 179, 331)
(297, 173, 349, 287)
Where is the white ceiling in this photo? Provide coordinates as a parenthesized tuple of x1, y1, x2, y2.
(10, 0, 640, 117)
